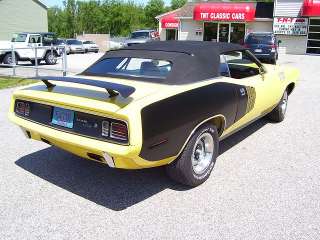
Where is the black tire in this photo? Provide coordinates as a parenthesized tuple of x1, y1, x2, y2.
(270, 57, 276, 65)
(166, 124, 219, 187)
(267, 90, 288, 122)
(44, 51, 57, 65)
(3, 53, 18, 65)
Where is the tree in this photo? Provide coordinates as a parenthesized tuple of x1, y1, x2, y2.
(171, 0, 187, 10)
(145, 0, 165, 28)
(64, 0, 77, 37)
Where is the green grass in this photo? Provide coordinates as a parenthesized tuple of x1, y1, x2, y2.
(0, 77, 37, 90)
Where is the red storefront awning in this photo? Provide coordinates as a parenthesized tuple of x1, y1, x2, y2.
(302, 0, 320, 16)
(193, 3, 256, 22)
(161, 13, 179, 29)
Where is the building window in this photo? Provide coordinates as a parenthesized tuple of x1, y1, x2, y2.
(307, 18, 320, 54)
(204, 22, 245, 44)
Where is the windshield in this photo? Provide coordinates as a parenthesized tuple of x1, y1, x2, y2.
(12, 34, 27, 42)
(83, 41, 94, 44)
(246, 34, 273, 45)
(55, 40, 66, 45)
(85, 57, 172, 80)
(130, 32, 150, 39)
(67, 40, 82, 45)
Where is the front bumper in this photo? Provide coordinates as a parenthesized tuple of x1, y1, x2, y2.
(254, 52, 276, 60)
(9, 113, 173, 169)
(87, 48, 99, 52)
(70, 48, 85, 53)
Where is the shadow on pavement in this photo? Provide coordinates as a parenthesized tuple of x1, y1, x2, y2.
(15, 118, 268, 211)
(219, 118, 269, 155)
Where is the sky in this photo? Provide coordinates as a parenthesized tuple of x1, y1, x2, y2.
(42, 0, 171, 8)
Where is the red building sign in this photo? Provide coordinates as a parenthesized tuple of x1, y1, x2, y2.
(161, 13, 179, 29)
(193, 3, 256, 22)
(302, 0, 320, 16)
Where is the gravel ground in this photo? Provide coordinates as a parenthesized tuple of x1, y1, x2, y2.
(0, 54, 320, 239)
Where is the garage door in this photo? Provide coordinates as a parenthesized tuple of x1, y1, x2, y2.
(307, 18, 320, 54)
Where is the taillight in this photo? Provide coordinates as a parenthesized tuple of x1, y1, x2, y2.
(110, 122, 128, 142)
(101, 119, 128, 143)
(15, 101, 30, 117)
(271, 44, 276, 52)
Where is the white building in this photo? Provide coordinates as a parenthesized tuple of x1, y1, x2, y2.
(157, 0, 320, 54)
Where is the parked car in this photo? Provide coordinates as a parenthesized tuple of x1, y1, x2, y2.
(124, 29, 159, 46)
(0, 32, 59, 65)
(66, 39, 85, 54)
(81, 40, 99, 53)
(244, 32, 280, 64)
(9, 41, 298, 187)
(55, 38, 71, 55)
(109, 40, 125, 50)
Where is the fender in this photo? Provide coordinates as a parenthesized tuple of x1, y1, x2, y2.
(139, 82, 252, 161)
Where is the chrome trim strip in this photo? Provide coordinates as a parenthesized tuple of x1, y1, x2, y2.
(172, 114, 226, 162)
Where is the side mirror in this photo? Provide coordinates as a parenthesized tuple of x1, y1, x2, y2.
(259, 66, 266, 75)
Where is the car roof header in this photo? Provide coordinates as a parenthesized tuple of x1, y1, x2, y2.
(124, 41, 245, 56)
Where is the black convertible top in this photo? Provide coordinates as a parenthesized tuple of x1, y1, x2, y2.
(82, 41, 246, 85)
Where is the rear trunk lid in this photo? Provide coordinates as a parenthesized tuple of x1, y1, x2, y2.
(13, 75, 165, 114)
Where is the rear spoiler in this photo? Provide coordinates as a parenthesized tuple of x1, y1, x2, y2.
(30, 76, 135, 98)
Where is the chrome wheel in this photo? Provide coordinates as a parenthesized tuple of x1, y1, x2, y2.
(46, 53, 57, 65)
(191, 132, 214, 175)
(48, 54, 55, 63)
(7, 56, 13, 64)
(280, 91, 288, 115)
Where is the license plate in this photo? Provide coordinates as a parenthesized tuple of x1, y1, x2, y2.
(255, 49, 262, 53)
(52, 107, 74, 129)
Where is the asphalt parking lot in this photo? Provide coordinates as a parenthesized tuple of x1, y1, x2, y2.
(0, 54, 320, 239)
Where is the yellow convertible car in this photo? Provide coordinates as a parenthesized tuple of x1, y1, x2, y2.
(9, 41, 299, 186)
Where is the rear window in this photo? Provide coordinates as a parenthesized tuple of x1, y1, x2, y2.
(246, 34, 273, 45)
(85, 57, 172, 79)
(67, 40, 82, 45)
(130, 32, 150, 39)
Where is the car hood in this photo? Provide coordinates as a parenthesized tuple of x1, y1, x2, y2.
(69, 44, 84, 48)
(0, 41, 27, 49)
(125, 38, 150, 44)
(84, 44, 98, 48)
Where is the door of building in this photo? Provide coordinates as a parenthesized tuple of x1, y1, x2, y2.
(230, 23, 246, 44)
(218, 24, 230, 42)
(307, 18, 320, 54)
(166, 29, 177, 40)
(204, 22, 218, 41)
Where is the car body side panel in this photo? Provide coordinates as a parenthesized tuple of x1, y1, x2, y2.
(139, 82, 251, 161)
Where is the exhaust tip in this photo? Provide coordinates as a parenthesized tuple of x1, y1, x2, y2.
(87, 152, 115, 168)
(87, 153, 105, 163)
